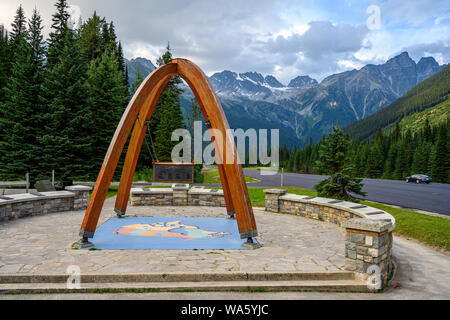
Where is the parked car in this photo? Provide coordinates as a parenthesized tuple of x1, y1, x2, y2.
(406, 174, 432, 184)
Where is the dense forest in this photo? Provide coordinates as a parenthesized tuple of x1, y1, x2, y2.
(280, 119, 449, 183)
(0, 1, 185, 184)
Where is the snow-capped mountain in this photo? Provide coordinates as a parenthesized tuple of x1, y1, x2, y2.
(127, 52, 446, 147)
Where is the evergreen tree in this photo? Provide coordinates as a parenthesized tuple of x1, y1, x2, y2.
(130, 69, 144, 96)
(314, 126, 366, 201)
(151, 43, 184, 161)
(382, 143, 398, 179)
(431, 124, 449, 183)
(0, 38, 32, 180)
(9, 5, 27, 54)
(40, 31, 94, 183)
(154, 90, 185, 161)
(28, 9, 46, 66)
(392, 122, 401, 142)
(393, 141, 407, 180)
(47, 0, 71, 69)
(423, 118, 432, 142)
(0, 25, 10, 102)
(186, 98, 202, 135)
(117, 41, 127, 86)
(124, 64, 129, 89)
(87, 47, 129, 171)
(108, 22, 117, 47)
(101, 21, 110, 50)
(315, 126, 349, 175)
(0, 8, 46, 182)
(79, 11, 104, 62)
(412, 140, 432, 175)
(365, 143, 384, 178)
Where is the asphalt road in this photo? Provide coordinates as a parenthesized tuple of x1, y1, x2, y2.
(240, 169, 450, 216)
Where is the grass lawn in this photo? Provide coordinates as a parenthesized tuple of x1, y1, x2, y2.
(244, 187, 450, 251)
(360, 200, 450, 251)
(98, 185, 449, 251)
(202, 168, 260, 184)
(89, 186, 119, 199)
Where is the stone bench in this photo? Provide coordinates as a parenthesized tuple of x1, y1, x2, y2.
(264, 189, 396, 289)
(0, 186, 91, 223)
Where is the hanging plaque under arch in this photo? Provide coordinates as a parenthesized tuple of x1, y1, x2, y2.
(152, 162, 194, 183)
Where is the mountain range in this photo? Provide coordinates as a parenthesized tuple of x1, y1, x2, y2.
(345, 64, 450, 140)
(126, 52, 446, 147)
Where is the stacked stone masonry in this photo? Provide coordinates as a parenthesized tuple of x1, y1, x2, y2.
(342, 219, 393, 288)
(264, 189, 395, 290)
(0, 186, 91, 223)
(131, 185, 226, 208)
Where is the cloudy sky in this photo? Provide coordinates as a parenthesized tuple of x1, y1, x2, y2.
(1, 0, 449, 83)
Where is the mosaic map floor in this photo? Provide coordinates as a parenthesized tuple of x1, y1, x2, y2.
(88, 217, 251, 250)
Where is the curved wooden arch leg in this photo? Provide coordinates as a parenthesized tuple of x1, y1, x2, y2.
(217, 163, 235, 218)
(114, 77, 172, 216)
(205, 121, 235, 218)
(79, 64, 177, 244)
(175, 59, 257, 240)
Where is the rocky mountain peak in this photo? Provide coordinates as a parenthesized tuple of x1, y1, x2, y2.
(288, 76, 318, 88)
(130, 57, 156, 70)
(416, 57, 441, 83)
(386, 51, 415, 66)
(264, 75, 284, 88)
(239, 72, 265, 85)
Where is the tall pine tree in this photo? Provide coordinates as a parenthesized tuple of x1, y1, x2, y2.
(40, 30, 94, 183)
(0, 25, 10, 102)
(314, 126, 366, 201)
(9, 5, 27, 56)
(87, 47, 129, 172)
(79, 11, 104, 62)
(130, 69, 144, 96)
(46, 0, 70, 69)
(150, 43, 185, 162)
(0, 8, 46, 181)
(431, 124, 449, 183)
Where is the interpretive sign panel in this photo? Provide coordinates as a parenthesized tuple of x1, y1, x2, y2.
(153, 163, 194, 183)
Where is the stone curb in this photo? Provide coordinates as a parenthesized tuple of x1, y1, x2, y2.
(0, 271, 356, 284)
(0, 191, 74, 205)
(0, 279, 370, 293)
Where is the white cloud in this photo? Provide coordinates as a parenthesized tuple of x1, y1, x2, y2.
(68, 5, 81, 29)
(0, 0, 449, 83)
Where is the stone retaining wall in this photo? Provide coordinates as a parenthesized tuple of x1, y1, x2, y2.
(264, 189, 395, 289)
(343, 218, 393, 288)
(131, 185, 226, 208)
(0, 186, 91, 223)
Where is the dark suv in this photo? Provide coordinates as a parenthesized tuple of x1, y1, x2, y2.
(406, 174, 432, 184)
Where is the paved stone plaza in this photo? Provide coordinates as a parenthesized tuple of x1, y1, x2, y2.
(0, 197, 345, 275)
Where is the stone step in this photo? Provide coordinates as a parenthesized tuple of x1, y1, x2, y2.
(0, 279, 369, 293)
(0, 271, 356, 284)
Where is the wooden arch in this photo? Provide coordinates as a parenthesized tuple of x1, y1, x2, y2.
(79, 59, 258, 243)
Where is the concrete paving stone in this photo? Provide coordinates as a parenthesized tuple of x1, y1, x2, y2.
(0, 196, 347, 275)
(0, 264, 24, 273)
(264, 263, 297, 271)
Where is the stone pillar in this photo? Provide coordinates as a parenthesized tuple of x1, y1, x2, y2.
(342, 218, 393, 290)
(172, 184, 189, 206)
(263, 189, 287, 212)
(65, 185, 92, 211)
